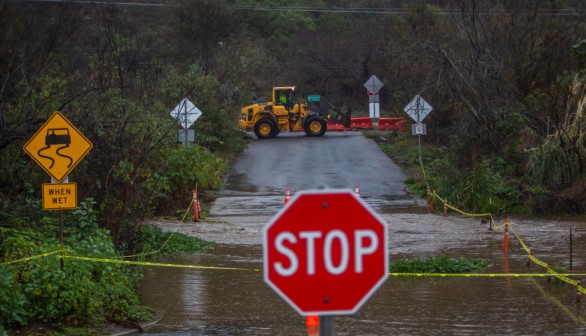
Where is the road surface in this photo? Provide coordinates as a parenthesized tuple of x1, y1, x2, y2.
(154, 131, 425, 245)
(213, 131, 423, 216)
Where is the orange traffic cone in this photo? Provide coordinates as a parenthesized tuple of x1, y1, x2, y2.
(306, 325, 319, 336)
(284, 187, 291, 205)
(355, 184, 360, 196)
(503, 217, 509, 255)
(306, 315, 319, 326)
(192, 189, 199, 222)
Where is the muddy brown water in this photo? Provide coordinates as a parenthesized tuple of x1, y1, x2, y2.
(141, 212, 586, 335)
(139, 132, 586, 334)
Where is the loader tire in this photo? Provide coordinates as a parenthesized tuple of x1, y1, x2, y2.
(304, 116, 327, 137)
(254, 119, 277, 139)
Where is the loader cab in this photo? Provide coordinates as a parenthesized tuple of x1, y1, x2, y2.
(273, 87, 296, 111)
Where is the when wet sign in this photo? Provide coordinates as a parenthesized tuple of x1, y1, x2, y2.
(42, 183, 77, 210)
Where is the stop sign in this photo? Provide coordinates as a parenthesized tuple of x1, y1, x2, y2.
(263, 190, 388, 316)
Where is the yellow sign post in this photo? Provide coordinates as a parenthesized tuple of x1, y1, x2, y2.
(23, 112, 93, 269)
(24, 112, 93, 182)
(42, 182, 77, 210)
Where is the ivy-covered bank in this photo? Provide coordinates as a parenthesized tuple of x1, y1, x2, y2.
(0, 200, 212, 335)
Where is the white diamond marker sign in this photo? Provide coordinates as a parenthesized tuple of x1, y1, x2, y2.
(170, 98, 202, 129)
(364, 75, 384, 95)
(404, 95, 433, 123)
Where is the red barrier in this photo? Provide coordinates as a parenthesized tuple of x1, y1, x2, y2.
(378, 117, 408, 131)
(350, 117, 373, 129)
(325, 117, 408, 131)
(325, 120, 347, 131)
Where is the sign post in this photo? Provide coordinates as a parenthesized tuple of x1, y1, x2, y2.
(264, 190, 388, 334)
(404, 95, 433, 161)
(24, 111, 93, 269)
(364, 75, 385, 127)
(170, 98, 202, 146)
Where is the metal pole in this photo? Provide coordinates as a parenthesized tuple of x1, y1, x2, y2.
(319, 316, 335, 336)
(183, 100, 188, 146)
(59, 209, 64, 270)
(489, 198, 493, 231)
(418, 134, 422, 164)
(570, 226, 573, 273)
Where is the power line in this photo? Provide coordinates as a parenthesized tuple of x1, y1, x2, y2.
(19, 1, 586, 17)
(21, 0, 164, 7)
(234, 5, 584, 17)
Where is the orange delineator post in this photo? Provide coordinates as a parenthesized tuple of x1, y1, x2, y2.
(503, 218, 510, 255)
(284, 187, 291, 205)
(443, 199, 448, 217)
(355, 184, 360, 197)
(192, 189, 199, 222)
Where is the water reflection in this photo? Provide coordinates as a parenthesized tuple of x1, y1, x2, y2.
(139, 241, 586, 335)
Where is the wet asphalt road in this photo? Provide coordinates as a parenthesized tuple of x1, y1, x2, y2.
(212, 131, 424, 219)
(222, 131, 407, 196)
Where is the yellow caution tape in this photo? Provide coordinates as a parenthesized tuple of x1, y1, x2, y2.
(4, 249, 586, 298)
(548, 269, 578, 286)
(1, 249, 64, 265)
(419, 154, 430, 188)
(508, 224, 532, 253)
(124, 193, 197, 259)
(506, 221, 586, 294)
(432, 191, 493, 217)
(527, 254, 549, 269)
(403, 156, 586, 299)
(491, 219, 507, 230)
(390, 272, 586, 278)
(62, 255, 262, 272)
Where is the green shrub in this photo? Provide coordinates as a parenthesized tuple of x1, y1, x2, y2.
(0, 200, 149, 331)
(391, 257, 490, 273)
(147, 145, 226, 212)
(0, 264, 28, 332)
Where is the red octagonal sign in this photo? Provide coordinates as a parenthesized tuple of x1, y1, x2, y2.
(263, 190, 388, 316)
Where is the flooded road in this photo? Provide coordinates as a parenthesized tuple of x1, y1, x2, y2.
(142, 215, 586, 335)
(143, 132, 586, 335)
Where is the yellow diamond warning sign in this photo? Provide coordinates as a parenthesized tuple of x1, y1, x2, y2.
(24, 112, 92, 182)
(42, 183, 77, 210)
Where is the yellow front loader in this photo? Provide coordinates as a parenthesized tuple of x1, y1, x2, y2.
(238, 86, 327, 139)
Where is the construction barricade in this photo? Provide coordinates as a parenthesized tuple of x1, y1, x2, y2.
(326, 117, 408, 131)
(349, 117, 373, 129)
(325, 120, 347, 131)
(378, 117, 408, 131)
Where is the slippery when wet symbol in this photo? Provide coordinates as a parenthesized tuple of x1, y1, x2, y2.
(37, 128, 73, 169)
(24, 112, 92, 182)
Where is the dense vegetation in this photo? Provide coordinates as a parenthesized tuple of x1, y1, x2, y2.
(1, 0, 585, 332)
(0, 200, 212, 334)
